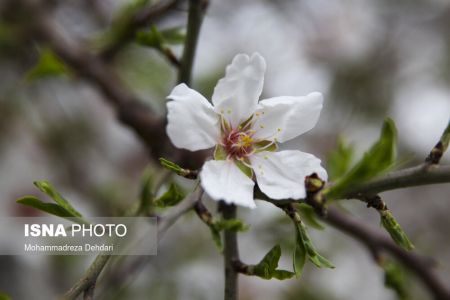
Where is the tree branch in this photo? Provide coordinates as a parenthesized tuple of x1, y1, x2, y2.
(16, 0, 207, 168)
(61, 185, 203, 300)
(344, 164, 450, 199)
(82, 280, 96, 300)
(177, 0, 209, 85)
(324, 208, 450, 300)
(219, 203, 239, 300)
(62, 254, 111, 300)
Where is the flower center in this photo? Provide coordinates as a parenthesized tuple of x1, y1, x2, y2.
(223, 129, 255, 159)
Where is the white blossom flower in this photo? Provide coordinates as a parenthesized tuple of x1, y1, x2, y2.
(166, 53, 327, 208)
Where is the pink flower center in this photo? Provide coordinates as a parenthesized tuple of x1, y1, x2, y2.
(222, 128, 255, 159)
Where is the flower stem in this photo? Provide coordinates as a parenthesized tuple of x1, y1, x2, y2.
(220, 202, 239, 300)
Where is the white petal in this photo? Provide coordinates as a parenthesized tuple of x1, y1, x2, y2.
(167, 84, 220, 151)
(252, 92, 323, 143)
(250, 150, 327, 200)
(212, 53, 266, 127)
(200, 160, 256, 208)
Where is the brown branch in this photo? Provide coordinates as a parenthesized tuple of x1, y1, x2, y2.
(100, 0, 183, 61)
(177, 0, 209, 84)
(61, 185, 203, 300)
(193, 199, 214, 226)
(324, 208, 450, 300)
(344, 164, 450, 199)
(219, 203, 239, 300)
(82, 281, 96, 300)
(62, 254, 110, 300)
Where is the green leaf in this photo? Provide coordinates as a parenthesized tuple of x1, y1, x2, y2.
(380, 210, 414, 251)
(17, 196, 76, 219)
(383, 260, 409, 300)
(26, 48, 69, 81)
(252, 245, 295, 280)
(33, 181, 82, 218)
(209, 218, 248, 250)
(293, 230, 307, 277)
(272, 269, 296, 280)
(213, 218, 249, 232)
(153, 182, 186, 208)
(159, 157, 195, 178)
(136, 26, 185, 49)
(209, 226, 222, 250)
(159, 27, 186, 45)
(327, 118, 397, 199)
(296, 203, 325, 230)
(136, 25, 164, 49)
(296, 221, 335, 269)
(326, 138, 354, 181)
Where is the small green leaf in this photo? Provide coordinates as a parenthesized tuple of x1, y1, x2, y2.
(209, 218, 248, 250)
(136, 26, 185, 48)
(26, 48, 69, 81)
(296, 221, 335, 269)
(214, 145, 227, 160)
(213, 218, 249, 232)
(209, 226, 222, 250)
(296, 203, 325, 230)
(17, 196, 74, 218)
(153, 183, 186, 208)
(136, 25, 164, 49)
(272, 269, 296, 280)
(159, 157, 195, 178)
(252, 245, 295, 280)
(383, 260, 409, 300)
(327, 118, 397, 199)
(33, 181, 82, 218)
(293, 230, 307, 277)
(326, 138, 354, 181)
(380, 210, 414, 251)
(159, 27, 186, 45)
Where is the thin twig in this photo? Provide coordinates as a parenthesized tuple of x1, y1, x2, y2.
(324, 208, 450, 300)
(425, 121, 450, 165)
(158, 184, 203, 236)
(61, 186, 203, 300)
(62, 255, 110, 300)
(177, 0, 209, 84)
(344, 164, 450, 198)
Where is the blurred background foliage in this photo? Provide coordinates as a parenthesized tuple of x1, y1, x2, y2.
(0, 0, 449, 299)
